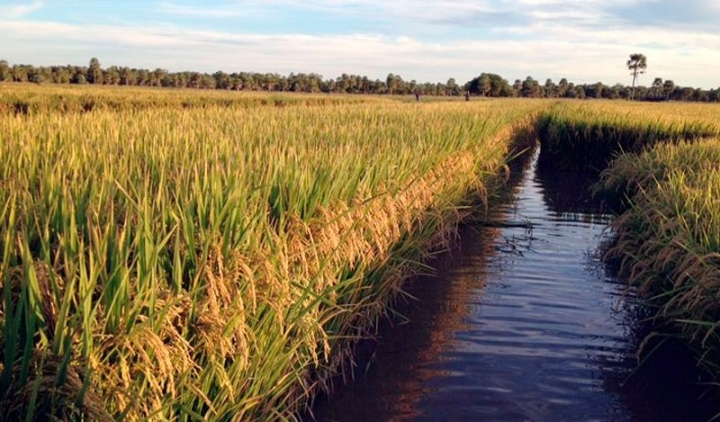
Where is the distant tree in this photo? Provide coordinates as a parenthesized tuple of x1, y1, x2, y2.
(11, 65, 28, 82)
(87, 57, 102, 84)
(5, 57, 720, 104)
(557, 78, 569, 97)
(446, 78, 459, 96)
(708, 88, 720, 103)
(422, 82, 437, 96)
(651, 77, 663, 99)
(186, 72, 199, 88)
(151, 68, 166, 87)
(591, 82, 605, 99)
(467, 73, 512, 97)
(27, 66, 44, 84)
(50, 65, 71, 83)
(160, 73, 175, 88)
(609, 84, 625, 99)
(386, 73, 397, 94)
(634, 85, 649, 100)
(360, 76, 370, 94)
(544, 78, 556, 98)
(213, 71, 230, 90)
(118, 67, 133, 85)
(0, 60, 9, 82)
(199, 74, 216, 89)
(574, 85, 586, 99)
(676, 87, 693, 101)
(521, 76, 541, 98)
(311, 73, 324, 93)
(72, 72, 87, 84)
(693, 88, 707, 102)
(408, 79, 418, 95)
(140, 69, 155, 86)
(663, 79, 675, 101)
(104, 66, 121, 85)
(478, 74, 491, 96)
(627, 53, 647, 100)
(512, 79, 522, 95)
(264, 73, 279, 91)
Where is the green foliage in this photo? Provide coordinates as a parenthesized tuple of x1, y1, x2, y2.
(466, 73, 514, 97)
(0, 60, 10, 82)
(2, 58, 719, 102)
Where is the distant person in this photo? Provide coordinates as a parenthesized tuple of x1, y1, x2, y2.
(415, 92, 420, 101)
(465, 90, 470, 101)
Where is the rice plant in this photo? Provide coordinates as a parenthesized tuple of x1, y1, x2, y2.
(596, 140, 720, 376)
(0, 83, 369, 116)
(0, 87, 545, 420)
(537, 100, 720, 172)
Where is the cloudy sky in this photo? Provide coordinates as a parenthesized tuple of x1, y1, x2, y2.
(2, 0, 719, 88)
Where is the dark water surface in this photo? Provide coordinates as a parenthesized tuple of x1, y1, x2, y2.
(311, 152, 718, 422)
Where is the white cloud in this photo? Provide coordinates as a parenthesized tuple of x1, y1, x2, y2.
(1, 16, 718, 88)
(2, 0, 43, 19)
(158, 1, 251, 18)
(0, 0, 718, 88)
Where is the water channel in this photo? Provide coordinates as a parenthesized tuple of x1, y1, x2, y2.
(311, 150, 719, 421)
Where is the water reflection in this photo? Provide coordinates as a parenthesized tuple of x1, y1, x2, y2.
(310, 224, 501, 421)
(592, 291, 720, 422)
(311, 150, 719, 421)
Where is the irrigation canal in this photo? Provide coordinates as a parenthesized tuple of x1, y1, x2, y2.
(311, 151, 719, 421)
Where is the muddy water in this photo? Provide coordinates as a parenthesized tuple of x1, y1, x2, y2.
(311, 152, 719, 422)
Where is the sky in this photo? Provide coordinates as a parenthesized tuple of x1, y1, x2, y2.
(1, 0, 719, 88)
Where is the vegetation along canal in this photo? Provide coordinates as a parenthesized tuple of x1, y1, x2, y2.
(312, 150, 719, 421)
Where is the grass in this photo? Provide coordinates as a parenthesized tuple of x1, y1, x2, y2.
(595, 140, 720, 376)
(0, 86, 545, 420)
(537, 100, 720, 172)
(0, 83, 370, 115)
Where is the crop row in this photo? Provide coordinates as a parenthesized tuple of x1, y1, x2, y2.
(0, 91, 543, 420)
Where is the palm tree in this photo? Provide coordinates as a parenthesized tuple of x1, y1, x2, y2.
(627, 53, 647, 100)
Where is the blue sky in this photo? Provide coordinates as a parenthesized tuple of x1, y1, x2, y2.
(2, 0, 719, 88)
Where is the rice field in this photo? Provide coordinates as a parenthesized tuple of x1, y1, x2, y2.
(0, 85, 545, 420)
(0, 83, 372, 115)
(537, 100, 720, 172)
(4, 85, 720, 420)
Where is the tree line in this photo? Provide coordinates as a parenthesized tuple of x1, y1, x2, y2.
(1, 58, 718, 102)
